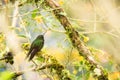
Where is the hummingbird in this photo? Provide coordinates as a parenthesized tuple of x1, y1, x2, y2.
(26, 35, 44, 61)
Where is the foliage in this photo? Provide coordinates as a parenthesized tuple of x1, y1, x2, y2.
(0, 71, 14, 80)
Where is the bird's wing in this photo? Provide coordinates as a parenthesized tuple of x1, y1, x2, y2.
(38, 39, 44, 50)
(26, 39, 37, 58)
(29, 48, 38, 61)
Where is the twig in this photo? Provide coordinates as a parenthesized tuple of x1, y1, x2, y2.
(0, 58, 5, 60)
(48, 27, 66, 33)
(89, 0, 98, 32)
(68, 17, 108, 23)
(18, 13, 31, 42)
(78, 31, 120, 39)
(9, 7, 61, 18)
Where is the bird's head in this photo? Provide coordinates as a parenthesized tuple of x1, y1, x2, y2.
(37, 35, 44, 39)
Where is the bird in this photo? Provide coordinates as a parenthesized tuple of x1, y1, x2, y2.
(26, 35, 44, 61)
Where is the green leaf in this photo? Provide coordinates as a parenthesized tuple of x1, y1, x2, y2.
(31, 9, 39, 18)
(36, 57, 45, 62)
(18, 34, 27, 38)
(85, 72, 91, 80)
(0, 71, 14, 80)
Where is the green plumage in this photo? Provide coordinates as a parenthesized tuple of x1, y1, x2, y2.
(26, 35, 44, 61)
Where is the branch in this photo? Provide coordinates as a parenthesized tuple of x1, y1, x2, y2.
(35, 63, 71, 80)
(79, 31, 120, 39)
(42, 0, 108, 80)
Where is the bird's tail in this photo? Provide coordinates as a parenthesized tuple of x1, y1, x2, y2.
(28, 49, 38, 61)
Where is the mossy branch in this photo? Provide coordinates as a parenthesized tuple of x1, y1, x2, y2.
(42, 0, 108, 80)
